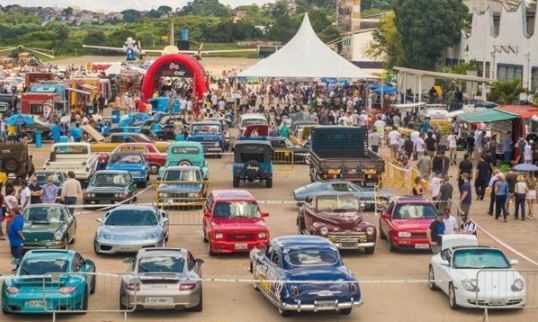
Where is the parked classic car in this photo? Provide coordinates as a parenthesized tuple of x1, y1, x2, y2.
(35, 170, 66, 188)
(112, 143, 166, 174)
(1, 250, 96, 314)
(379, 196, 437, 252)
(159, 142, 208, 180)
(22, 204, 76, 250)
(429, 234, 526, 309)
(86, 129, 169, 153)
(233, 141, 273, 188)
(83, 170, 137, 205)
(203, 190, 270, 256)
(239, 113, 267, 133)
(187, 121, 226, 157)
(293, 180, 392, 211)
(157, 166, 207, 208)
(94, 205, 169, 255)
(297, 193, 376, 254)
(106, 152, 150, 187)
(250, 235, 362, 316)
(45, 143, 98, 183)
(268, 136, 309, 164)
(119, 248, 204, 311)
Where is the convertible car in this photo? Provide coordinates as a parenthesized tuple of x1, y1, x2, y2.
(1, 250, 96, 314)
(293, 180, 392, 211)
(250, 235, 362, 316)
(119, 248, 204, 311)
(429, 234, 526, 310)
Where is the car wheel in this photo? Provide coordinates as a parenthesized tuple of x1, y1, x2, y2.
(2, 303, 11, 315)
(191, 289, 203, 312)
(90, 275, 96, 294)
(388, 238, 397, 252)
(203, 229, 208, 243)
(93, 241, 101, 255)
(266, 178, 272, 188)
(278, 306, 290, 317)
(233, 176, 240, 188)
(379, 223, 386, 240)
(340, 308, 352, 315)
(428, 266, 437, 291)
(449, 283, 458, 310)
(119, 293, 127, 310)
(364, 246, 375, 255)
(208, 242, 216, 257)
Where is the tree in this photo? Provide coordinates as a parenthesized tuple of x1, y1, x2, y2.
(180, 0, 231, 17)
(158, 5, 173, 16)
(121, 9, 142, 23)
(53, 24, 69, 49)
(488, 80, 523, 104)
(393, 0, 468, 69)
(367, 11, 404, 68)
(83, 31, 106, 45)
(146, 9, 162, 18)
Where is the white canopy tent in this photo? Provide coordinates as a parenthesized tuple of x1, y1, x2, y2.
(239, 14, 370, 79)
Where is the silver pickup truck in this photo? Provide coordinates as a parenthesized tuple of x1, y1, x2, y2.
(44, 143, 98, 182)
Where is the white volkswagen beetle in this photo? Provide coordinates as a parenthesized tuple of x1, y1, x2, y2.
(428, 234, 526, 309)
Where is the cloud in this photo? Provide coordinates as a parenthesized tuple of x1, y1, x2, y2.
(2, 0, 276, 11)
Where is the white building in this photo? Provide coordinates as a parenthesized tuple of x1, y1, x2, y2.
(447, 0, 538, 93)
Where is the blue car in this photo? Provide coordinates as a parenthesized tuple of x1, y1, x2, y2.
(249, 235, 362, 316)
(118, 112, 152, 127)
(233, 140, 273, 188)
(187, 121, 226, 157)
(107, 151, 149, 187)
(2, 250, 96, 314)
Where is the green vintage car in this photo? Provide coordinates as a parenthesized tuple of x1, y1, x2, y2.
(22, 204, 77, 250)
(158, 142, 208, 179)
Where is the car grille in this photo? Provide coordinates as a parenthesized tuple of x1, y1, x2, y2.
(468, 299, 523, 306)
(228, 233, 256, 241)
(95, 193, 115, 199)
(411, 232, 427, 238)
(327, 232, 368, 246)
(170, 193, 189, 198)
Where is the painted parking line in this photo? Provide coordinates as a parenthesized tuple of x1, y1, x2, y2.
(478, 225, 538, 266)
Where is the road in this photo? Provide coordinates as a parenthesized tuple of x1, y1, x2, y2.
(0, 149, 537, 322)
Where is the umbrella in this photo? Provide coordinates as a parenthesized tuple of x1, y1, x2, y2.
(512, 163, 538, 172)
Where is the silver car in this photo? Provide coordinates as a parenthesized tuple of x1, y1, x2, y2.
(94, 205, 169, 254)
(119, 248, 204, 311)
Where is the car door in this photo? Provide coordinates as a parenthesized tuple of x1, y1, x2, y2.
(203, 195, 214, 237)
(435, 249, 453, 294)
(301, 197, 315, 233)
(379, 201, 394, 236)
(187, 251, 202, 277)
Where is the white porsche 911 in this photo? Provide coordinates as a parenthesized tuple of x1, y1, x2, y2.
(428, 234, 526, 309)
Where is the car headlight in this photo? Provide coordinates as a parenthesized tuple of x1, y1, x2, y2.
(258, 232, 267, 239)
(99, 232, 112, 240)
(54, 230, 64, 241)
(115, 193, 122, 198)
(398, 231, 412, 238)
(366, 226, 375, 235)
(511, 278, 525, 292)
(462, 278, 479, 292)
(215, 232, 224, 239)
(188, 193, 199, 198)
(319, 226, 329, 236)
(214, 142, 220, 147)
(159, 192, 169, 198)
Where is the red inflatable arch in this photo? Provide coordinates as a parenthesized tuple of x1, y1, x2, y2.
(141, 54, 208, 112)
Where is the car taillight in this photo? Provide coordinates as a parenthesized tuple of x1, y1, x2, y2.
(126, 282, 140, 291)
(6, 287, 18, 294)
(179, 283, 196, 291)
(215, 232, 223, 239)
(59, 287, 75, 294)
(258, 232, 267, 239)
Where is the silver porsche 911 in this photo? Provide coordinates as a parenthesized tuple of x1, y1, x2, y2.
(94, 205, 169, 255)
(119, 248, 204, 311)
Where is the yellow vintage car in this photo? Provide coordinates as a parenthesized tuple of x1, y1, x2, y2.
(83, 125, 169, 153)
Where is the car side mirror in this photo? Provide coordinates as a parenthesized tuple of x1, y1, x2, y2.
(261, 211, 269, 218)
(195, 258, 205, 265)
(440, 259, 449, 266)
(84, 259, 95, 268)
(161, 211, 168, 218)
(510, 259, 519, 266)
(305, 196, 313, 204)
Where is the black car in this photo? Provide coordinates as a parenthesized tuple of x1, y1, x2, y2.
(83, 170, 137, 205)
(268, 137, 309, 164)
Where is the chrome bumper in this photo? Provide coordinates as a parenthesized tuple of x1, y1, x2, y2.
(280, 298, 363, 312)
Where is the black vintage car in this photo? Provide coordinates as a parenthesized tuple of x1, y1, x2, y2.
(233, 140, 273, 188)
(83, 170, 137, 205)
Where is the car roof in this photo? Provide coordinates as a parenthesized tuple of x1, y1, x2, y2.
(240, 113, 266, 119)
(235, 140, 272, 147)
(110, 205, 156, 212)
(110, 151, 145, 157)
(312, 192, 357, 198)
(164, 165, 200, 171)
(25, 249, 74, 260)
(191, 121, 221, 126)
(52, 142, 90, 148)
(273, 235, 334, 249)
(211, 189, 256, 201)
(137, 248, 186, 258)
(391, 196, 433, 204)
(95, 170, 130, 175)
(169, 141, 203, 148)
(24, 203, 68, 210)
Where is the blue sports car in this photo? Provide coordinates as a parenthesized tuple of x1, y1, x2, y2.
(293, 180, 392, 211)
(2, 250, 96, 314)
(107, 151, 150, 187)
(249, 235, 362, 316)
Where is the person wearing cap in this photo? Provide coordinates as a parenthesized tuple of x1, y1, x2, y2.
(514, 175, 528, 220)
(428, 213, 445, 254)
(7, 207, 24, 269)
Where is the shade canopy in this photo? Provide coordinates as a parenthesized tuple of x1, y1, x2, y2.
(239, 14, 369, 79)
(458, 109, 517, 123)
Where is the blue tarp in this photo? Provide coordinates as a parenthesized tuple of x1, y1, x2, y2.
(6, 113, 34, 126)
(369, 84, 398, 95)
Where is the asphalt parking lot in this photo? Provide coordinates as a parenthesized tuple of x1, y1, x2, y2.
(0, 149, 537, 322)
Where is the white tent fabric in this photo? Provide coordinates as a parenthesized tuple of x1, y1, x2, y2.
(239, 14, 369, 79)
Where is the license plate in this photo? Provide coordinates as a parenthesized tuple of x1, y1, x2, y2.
(235, 242, 248, 250)
(341, 242, 357, 248)
(27, 300, 45, 308)
(415, 243, 430, 249)
(145, 297, 173, 305)
(490, 299, 505, 305)
(247, 166, 258, 171)
(316, 300, 336, 309)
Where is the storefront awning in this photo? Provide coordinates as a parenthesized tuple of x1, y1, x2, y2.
(497, 105, 538, 120)
(458, 109, 518, 123)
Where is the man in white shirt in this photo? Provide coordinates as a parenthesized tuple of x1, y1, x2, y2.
(430, 174, 442, 201)
(388, 128, 401, 158)
(443, 208, 459, 234)
(414, 135, 426, 159)
(447, 133, 458, 165)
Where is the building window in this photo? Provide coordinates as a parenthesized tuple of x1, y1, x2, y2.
(497, 64, 523, 82)
(30, 104, 44, 114)
(532, 67, 538, 94)
(474, 61, 491, 78)
(492, 14, 501, 37)
(527, 11, 535, 37)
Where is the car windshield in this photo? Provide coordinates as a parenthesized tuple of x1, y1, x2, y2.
(104, 210, 158, 226)
(138, 256, 184, 273)
(163, 169, 201, 182)
(316, 195, 359, 212)
(453, 249, 511, 269)
(393, 204, 437, 219)
(54, 145, 88, 155)
(36, 173, 62, 186)
(170, 146, 200, 154)
(192, 124, 220, 135)
(111, 154, 143, 164)
(92, 173, 130, 187)
(24, 207, 64, 224)
(213, 201, 259, 219)
(115, 145, 147, 153)
(19, 258, 68, 275)
(285, 248, 339, 267)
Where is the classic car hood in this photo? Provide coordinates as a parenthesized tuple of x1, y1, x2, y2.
(188, 134, 222, 141)
(24, 223, 62, 233)
(99, 225, 161, 239)
(158, 183, 203, 193)
(23, 223, 63, 241)
(313, 211, 363, 228)
(86, 186, 127, 193)
(211, 218, 267, 231)
(107, 163, 145, 171)
(391, 219, 433, 231)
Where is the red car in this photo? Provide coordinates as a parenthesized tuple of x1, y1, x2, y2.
(111, 143, 166, 174)
(378, 196, 437, 252)
(203, 190, 270, 256)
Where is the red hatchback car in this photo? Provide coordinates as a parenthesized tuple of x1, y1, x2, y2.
(203, 190, 270, 255)
(378, 196, 437, 252)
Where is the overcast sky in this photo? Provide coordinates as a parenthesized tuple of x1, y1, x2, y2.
(2, 0, 276, 11)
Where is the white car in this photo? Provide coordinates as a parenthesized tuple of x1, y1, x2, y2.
(428, 234, 526, 309)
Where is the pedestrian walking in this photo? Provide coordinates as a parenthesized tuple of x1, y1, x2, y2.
(7, 207, 24, 270)
(527, 174, 536, 219)
(494, 174, 509, 222)
(474, 155, 492, 200)
(442, 208, 459, 234)
(428, 213, 445, 253)
(439, 176, 454, 213)
(458, 154, 473, 192)
(514, 175, 528, 220)
(42, 176, 60, 203)
(488, 170, 501, 216)
(459, 174, 472, 222)
(61, 171, 82, 215)
(417, 154, 432, 179)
